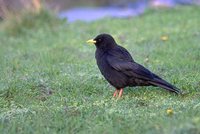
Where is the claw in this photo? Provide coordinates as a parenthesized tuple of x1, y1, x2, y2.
(113, 88, 123, 98)
(113, 89, 119, 97)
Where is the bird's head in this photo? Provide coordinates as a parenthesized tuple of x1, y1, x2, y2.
(87, 34, 116, 49)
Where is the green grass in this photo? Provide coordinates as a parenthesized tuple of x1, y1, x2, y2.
(0, 6, 200, 134)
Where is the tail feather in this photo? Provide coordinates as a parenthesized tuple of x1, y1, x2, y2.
(149, 78, 181, 94)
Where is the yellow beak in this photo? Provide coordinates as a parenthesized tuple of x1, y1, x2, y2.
(86, 39, 96, 44)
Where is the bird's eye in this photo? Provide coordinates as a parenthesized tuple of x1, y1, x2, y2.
(98, 39, 102, 42)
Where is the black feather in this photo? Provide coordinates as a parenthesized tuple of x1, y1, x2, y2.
(93, 34, 182, 94)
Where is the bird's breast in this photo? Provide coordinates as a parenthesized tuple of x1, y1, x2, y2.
(95, 51, 128, 88)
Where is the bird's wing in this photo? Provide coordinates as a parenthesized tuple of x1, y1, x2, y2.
(106, 46, 181, 94)
(106, 51, 155, 80)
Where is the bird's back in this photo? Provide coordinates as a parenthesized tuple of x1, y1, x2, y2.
(96, 45, 158, 87)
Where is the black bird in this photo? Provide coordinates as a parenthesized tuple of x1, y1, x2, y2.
(87, 34, 181, 97)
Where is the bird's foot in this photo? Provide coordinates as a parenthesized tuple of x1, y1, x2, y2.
(118, 88, 123, 98)
(113, 88, 123, 98)
(113, 89, 119, 97)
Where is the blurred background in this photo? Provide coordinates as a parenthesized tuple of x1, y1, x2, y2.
(1, 0, 200, 22)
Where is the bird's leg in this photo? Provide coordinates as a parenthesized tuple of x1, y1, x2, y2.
(118, 88, 124, 98)
(113, 89, 119, 97)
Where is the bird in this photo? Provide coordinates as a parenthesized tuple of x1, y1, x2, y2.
(86, 33, 182, 98)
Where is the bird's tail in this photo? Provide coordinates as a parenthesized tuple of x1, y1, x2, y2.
(149, 77, 181, 94)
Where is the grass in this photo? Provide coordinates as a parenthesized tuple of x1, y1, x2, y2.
(0, 6, 200, 134)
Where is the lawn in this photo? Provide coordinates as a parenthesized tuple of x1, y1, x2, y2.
(0, 6, 200, 134)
